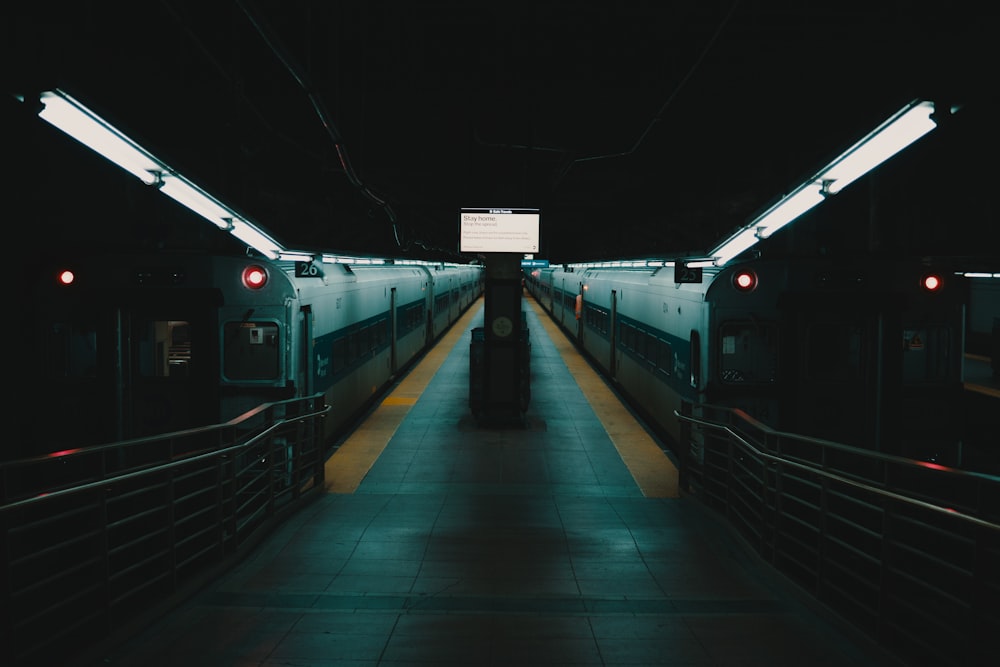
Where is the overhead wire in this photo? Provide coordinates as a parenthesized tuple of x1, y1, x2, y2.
(235, 0, 403, 246)
(552, 0, 742, 189)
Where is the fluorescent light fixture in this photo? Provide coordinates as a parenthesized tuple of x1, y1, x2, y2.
(821, 100, 937, 194)
(320, 254, 381, 265)
(37, 90, 162, 185)
(707, 99, 941, 266)
(752, 183, 826, 239)
(230, 220, 282, 259)
(158, 176, 235, 229)
(31, 88, 288, 258)
(277, 251, 318, 262)
(711, 227, 765, 266)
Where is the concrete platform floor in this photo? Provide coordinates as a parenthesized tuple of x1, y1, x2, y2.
(93, 297, 901, 666)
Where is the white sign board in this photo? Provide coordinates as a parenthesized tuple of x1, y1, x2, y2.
(460, 208, 540, 253)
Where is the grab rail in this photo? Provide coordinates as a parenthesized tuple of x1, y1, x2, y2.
(676, 405, 1000, 667)
(677, 410, 1000, 533)
(1, 394, 330, 666)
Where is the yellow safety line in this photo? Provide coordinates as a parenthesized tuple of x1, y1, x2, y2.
(524, 297, 680, 499)
(963, 353, 1000, 398)
(324, 298, 485, 493)
(965, 382, 1000, 399)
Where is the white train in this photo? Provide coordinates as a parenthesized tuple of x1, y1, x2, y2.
(527, 256, 967, 470)
(26, 251, 483, 455)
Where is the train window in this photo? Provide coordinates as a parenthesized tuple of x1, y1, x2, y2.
(46, 320, 98, 378)
(620, 321, 634, 351)
(587, 307, 609, 335)
(136, 319, 192, 378)
(374, 316, 388, 349)
(397, 302, 415, 336)
(348, 330, 360, 363)
(657, 339, 674, 375)
(223, 321, 280, 380)
(636, 330, 649, 359)
(332, 336, 347, 373)
(365, 325, 373, 354)
(719, 322, 777, 384)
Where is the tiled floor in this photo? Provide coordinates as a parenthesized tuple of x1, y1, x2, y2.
(95, 299, 902, 666)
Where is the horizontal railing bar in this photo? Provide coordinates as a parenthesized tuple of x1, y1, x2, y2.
(676, 410, 1000, 533)
(1, 404, 329, 513)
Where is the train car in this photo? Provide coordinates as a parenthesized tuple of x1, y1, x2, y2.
(431, 263, 485, 339)
(527, 265, 580, 335)
(527, 256, 967, 467)
(967, 275, 1000, 373)
(25, 251, 483, 456)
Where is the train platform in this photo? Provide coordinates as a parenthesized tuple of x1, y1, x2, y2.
(965, 353, 1000, 398)
(93, 295, 902, 666)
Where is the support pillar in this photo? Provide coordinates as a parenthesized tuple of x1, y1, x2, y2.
(470, 252, 530, 426)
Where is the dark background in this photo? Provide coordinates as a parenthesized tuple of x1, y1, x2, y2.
(5, 1, 998, 267)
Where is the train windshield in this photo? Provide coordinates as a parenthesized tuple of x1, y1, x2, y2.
(223, 321, 281, 380)
(718, 322, 778, 384)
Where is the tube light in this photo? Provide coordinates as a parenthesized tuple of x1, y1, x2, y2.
(820, 101, 937, 195)
(37, 90, 162, 185)
(230, 219, 282, 259)
(31, 89, 288, 258)
(707, 99, 941, 266)
(753, 183, 826, 239)
(277, 251, 318, 262)
(158, 176, 235, 229)
(711, 227, 765, 267)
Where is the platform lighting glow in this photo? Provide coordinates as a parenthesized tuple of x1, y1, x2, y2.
(31, 89, 287, 258)
(711, 227, 766, 267)
(708, 99, 940, 266)
(158, 177, 237, 230)
(684, 259, 717, 269)
(229, 220, 282, 259)
(277, 251, 319, 262)
(320, 254, 382, 265)
(821, 101, 938, 195)
(37, 90, 161, 185)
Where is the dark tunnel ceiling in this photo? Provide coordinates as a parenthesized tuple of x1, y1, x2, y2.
(7, 1, 999, 265)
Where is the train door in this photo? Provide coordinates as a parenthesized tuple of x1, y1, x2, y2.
(609, 290, 618, 379)
(300, 305, 314, 395)
(556, 277, 565, 325)
(124, 303, 218, 440)
(787, 307, 886, 451)
(390, 287, 398, 373)
(34, 303, 119, 452)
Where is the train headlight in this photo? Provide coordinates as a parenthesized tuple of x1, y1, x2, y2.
(921, 273, 943, 292)
(733, 270, 758, 292)
(242, 264, 269, 290)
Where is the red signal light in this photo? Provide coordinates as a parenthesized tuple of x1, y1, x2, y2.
(733, 270, 758, 292)
(921, 273, 942, 292)
(242, 265, 268, 290)
(58, 269, 75, 286)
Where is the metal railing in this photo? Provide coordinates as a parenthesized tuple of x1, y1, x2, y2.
(1, 394, 330, 666)
(677, 405, 1000, 667)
